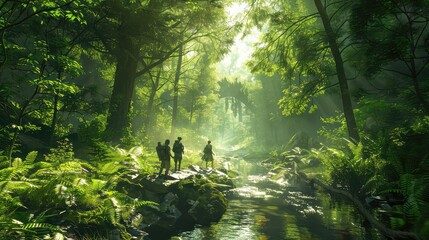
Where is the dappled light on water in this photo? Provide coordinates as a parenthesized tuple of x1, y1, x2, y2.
(177, 155, 383, 240)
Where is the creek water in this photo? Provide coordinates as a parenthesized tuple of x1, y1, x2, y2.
(173, 156, 384, 240)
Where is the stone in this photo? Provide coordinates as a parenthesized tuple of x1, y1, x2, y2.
(139, 175, 180, 194)
(187, 184, 228, 226)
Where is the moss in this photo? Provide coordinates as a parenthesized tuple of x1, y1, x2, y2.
(197, 183, 228, 209)
(206, 173, 235, 188)
(177, 177, 208, 199)
(188, 183, 228, 226)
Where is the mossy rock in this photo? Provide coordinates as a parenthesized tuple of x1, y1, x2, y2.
(206, 170, 235, 189)
(115, 176, 145, 198)
(188, 183, 228, 226)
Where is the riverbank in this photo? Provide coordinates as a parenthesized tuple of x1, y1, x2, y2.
(174, 154, 384, 239)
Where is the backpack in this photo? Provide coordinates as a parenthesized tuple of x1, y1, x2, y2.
(203, 144, 212, 154)
(156, 145, 166, 161)
(173, 141, 182, 153)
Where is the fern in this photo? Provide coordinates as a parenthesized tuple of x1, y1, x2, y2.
(0, 210, 63, 238)
(134, 200, 158, 208)
(24, 151, 38, 164)
(403, 195, 420, 222)
(22, 222, 58, 231)
(100, 161, 124, 175)
(390, 217, 406, 230)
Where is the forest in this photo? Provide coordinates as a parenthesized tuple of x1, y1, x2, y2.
(0, 0, 428, 239)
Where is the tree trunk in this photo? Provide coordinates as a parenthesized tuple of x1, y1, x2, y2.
(238, 101, 243, 122)
(49, 71, 62, 145)
(314, 0, 360, 143)
(170, 44, 183, 139)
(49, 93, 59, 145)
(145, 68, 162, 133)
(411, 73, 429, 113)
(189, 96, 195, 127)
(407, 26, 429, 113)
(7, 86, 39, 164)
(106, 33, 139, 143)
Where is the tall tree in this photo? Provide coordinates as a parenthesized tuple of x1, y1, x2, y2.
(170, 44, 183, 138)
(101, 0, 229, 143)
(247, 0, 360, 142)
(313, 0, 359, 142)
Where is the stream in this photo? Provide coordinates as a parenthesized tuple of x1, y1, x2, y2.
(172, 155, 384, 240)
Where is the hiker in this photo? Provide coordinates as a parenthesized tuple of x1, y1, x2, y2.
(158, 139, 173, 176)
(172, 137, 185, 172)
(156, 142, 163, 161)
(202, 140, 214, 168)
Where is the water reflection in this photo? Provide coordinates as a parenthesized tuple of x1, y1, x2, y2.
(176, 158, 383, 240)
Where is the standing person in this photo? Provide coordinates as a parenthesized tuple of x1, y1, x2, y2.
(202, 140, 214, 169)
(158, 139, 173, 176)
(156, 142, 163, 161)
(172, 137, 184, 172)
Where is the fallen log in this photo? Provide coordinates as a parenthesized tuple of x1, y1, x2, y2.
(298, 171, 421, 240)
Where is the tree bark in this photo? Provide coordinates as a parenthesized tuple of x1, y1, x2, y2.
(314, 0, 360, 143)
(189, 96, 195, 127)
(407, 27, 429, 113)
(49, 71, 62, 145)
(106, 33, 139, 143)
(7, 85, 39, 164)
(145, 68, 162, 133)
(238, 101, 243, 122)
(170, 44, 183, 139)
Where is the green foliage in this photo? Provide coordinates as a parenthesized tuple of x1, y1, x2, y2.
(44, 138, 74, 164)
(0, 210, 65, 239)
(0, 139, 161, 238)
(310, 140, 388, 197)
(381, 172, 429, 229)
(77, 115, 106, 143)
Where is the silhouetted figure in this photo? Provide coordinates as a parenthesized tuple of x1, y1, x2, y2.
(172, 137, 184, 172)
(202, 140, 214, 168)
(156, 142, 163, 161)
(158, 139, 172, 176)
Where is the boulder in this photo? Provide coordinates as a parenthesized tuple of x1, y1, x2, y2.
(139, 175, 180, 194)
(169, 169, 199, 180)
(187, 183, 228, 226)
(115, 175, 145, 198)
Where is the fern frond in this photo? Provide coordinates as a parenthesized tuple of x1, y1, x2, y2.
(128, 146, 143, 156)
(58, 161, 85, 175)
(420, 183, 429, 202)
(22, 222, 59, 231)
(12, 158, 23, 168)
(115, 147, 127, 156)
(24, 151, 38, 165)
(106, 191, 133, 205)
(400, 173, 416, 196)
(102, 197, 121, 224)
(0, 164, 32, 181)
(100, 162, 123, 175)
(390, 217, 406, 230)
(87, 179, 107, 192)
(0, 180, 39, 195)
(134, 200, 158, 208)
(403, 195, 421, 222)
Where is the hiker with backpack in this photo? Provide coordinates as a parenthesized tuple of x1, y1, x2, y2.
(157, 139, 173, 176)
(172, 137, 185, 172)
(202, 140, 215, 169)
(156, 142, 163, 161)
